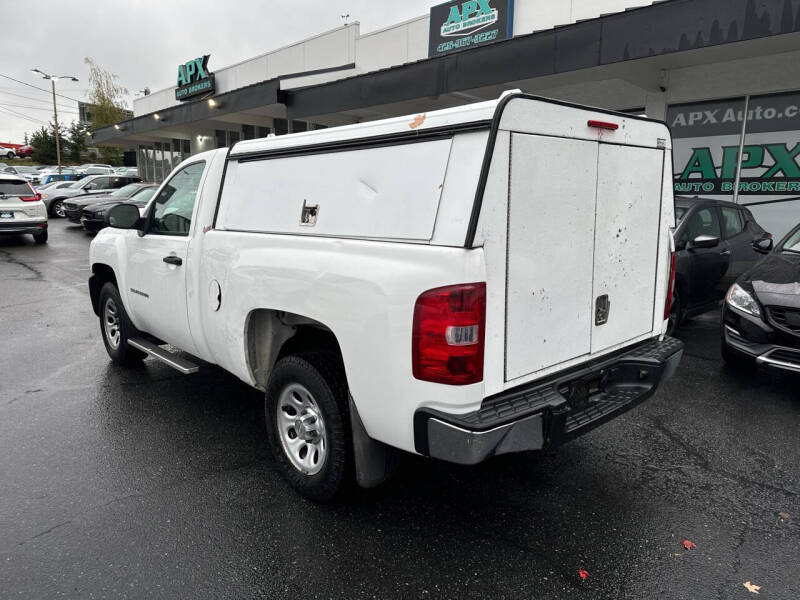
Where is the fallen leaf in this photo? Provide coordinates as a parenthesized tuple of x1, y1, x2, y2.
(409, 114, 426, 129)
(779, 512, 789, 519)
(681, 538, 696, 550)
(743, 581, 761, 594)
(578, 568, 589, 581)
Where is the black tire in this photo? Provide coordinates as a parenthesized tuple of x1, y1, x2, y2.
(666, 288, 681, 336)
(32, 229, 48, 244)
(98, 282, 146, 365)
(51, 199, 65, 218)
(265, 353, 353, 502)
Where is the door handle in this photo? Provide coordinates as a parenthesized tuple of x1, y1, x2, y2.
(163, 255, 183, 266)
(719, 250, 731, 256)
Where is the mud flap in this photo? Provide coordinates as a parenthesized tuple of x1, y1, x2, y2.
(349, 396, 400, 488)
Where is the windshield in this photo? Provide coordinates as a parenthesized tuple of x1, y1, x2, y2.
(111, 184, 141, 197)
(130, 187, 156, 205)
(16, 166, 39, 174)
(675, 206, 687, 222)
(780, 225, 800, 253)
(0, 180, 34, 196)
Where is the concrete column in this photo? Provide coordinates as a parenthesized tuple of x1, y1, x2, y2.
(190, 131, 214, 155)
(645, 92, 668, 121)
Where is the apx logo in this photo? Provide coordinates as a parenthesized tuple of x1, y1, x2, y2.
(176, 56, 210, 87)
(440, 0, 498, 37)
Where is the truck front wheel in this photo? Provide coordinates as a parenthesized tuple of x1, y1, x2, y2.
(98, 282, 146, 366)
(265, 354, 353, 502)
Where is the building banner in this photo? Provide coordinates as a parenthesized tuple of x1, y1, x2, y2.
(428, 0, 514, 58)
(669, 93, 800, 237)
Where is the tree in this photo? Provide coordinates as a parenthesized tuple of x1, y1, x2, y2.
(84, 57, 129, 165)
(23, 132, 29, 145)
(29, 124, 65, 164)
(66, 121, 90, 162)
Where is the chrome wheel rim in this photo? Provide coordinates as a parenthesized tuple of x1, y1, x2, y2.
(276, 383, 327, 475)
(103, 297, 121, 350)
(54, 201, 65, 218)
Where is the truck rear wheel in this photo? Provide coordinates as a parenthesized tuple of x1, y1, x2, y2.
(98, 282, 146, 366)
(265, 353, 353, 502)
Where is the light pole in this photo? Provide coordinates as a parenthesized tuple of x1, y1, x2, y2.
(31, 68, 79, 175)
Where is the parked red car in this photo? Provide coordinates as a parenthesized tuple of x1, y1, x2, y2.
(14, 145, 34, 158)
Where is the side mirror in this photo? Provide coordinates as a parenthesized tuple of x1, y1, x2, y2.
(687, 235, 720, 250)
(753, 237, 773, 254)
(106, 203, 143, 230)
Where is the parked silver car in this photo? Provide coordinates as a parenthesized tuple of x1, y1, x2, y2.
(41, 173, 141, 217)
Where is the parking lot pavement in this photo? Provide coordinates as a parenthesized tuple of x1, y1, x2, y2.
(0, 220, 798, 599)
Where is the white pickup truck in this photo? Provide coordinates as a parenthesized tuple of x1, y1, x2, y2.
(89, 92, 683, 501)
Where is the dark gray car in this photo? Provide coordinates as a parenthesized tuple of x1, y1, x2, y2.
(668, 196, 773, 334)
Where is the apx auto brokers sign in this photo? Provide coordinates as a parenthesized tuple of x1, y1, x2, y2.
(175, 55, 215, 101)
(428, 0, 514, 57)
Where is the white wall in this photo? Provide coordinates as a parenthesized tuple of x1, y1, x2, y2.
(134, 24, 359, 117)
(355, 15, 430, 74)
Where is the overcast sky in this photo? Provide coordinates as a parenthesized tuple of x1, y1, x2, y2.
(0, 0, 437, 144)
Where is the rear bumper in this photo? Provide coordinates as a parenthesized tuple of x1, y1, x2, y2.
(0, 220, 47, 235)
(414, 336, 683, 465)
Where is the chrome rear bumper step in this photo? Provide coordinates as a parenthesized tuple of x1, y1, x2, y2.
(128, 337, 199, 374)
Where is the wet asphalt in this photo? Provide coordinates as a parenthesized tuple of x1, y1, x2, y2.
(0, 220, 798, 600)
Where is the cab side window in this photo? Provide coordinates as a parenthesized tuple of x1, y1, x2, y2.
(679, 207, 722, 249)
(149, 161, 205, 236)
(720, 207, 744, 238)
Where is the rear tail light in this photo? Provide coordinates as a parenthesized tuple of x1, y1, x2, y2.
(664, 251, 677, 320)
(412, 282, 486, 385)
(20, 184, 39, 202)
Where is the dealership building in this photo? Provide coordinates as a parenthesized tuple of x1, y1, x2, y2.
(93, 0, 800, 237)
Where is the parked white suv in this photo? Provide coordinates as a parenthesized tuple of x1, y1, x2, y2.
(89, 93, 682, 501)
(0, 174, 48, 243)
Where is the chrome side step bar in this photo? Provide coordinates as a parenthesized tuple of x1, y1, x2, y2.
(128, 337, 199, 374)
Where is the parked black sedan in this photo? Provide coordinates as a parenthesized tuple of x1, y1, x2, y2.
(80, 185, 157, 232)
(668, 197, 772, 334)
(722, 222, 800, 372)
(63, 183, 155, 224)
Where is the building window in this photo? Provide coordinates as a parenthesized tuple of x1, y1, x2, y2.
(229, 131, 240, 146)
(242, 125, 254, 140)
(215, 129, 227, 148)
(291, 120, 308, 132)
(274, 118, 288, 136)
(257, 126, 271, 138)
(144, 146, 155, 183)
(668, 91, 800, 239)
